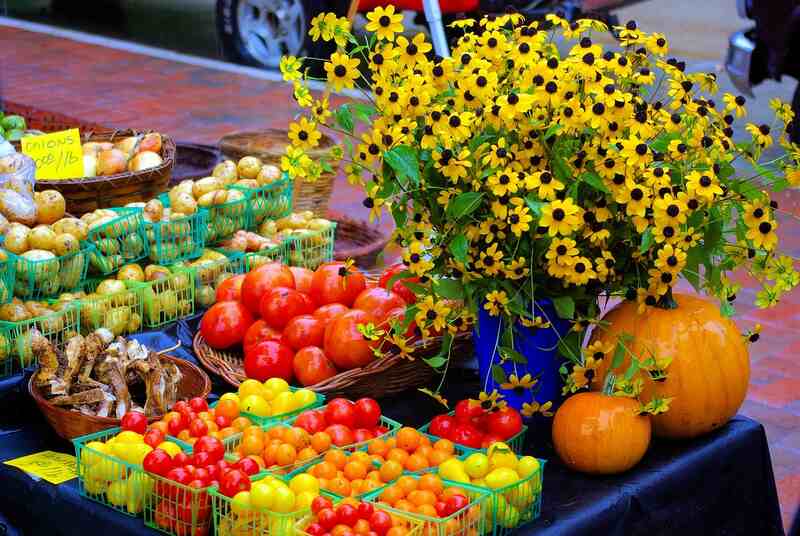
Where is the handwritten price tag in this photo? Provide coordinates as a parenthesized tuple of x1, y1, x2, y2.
(4, 450, 77, 485)
(20, 128, 83, 180)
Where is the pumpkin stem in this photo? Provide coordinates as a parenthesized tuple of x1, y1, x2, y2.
(656, 288, 679, 310)
(601, 372, 616, 396)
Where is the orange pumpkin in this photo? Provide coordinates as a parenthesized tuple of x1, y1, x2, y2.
(590, 293, 749, 439)
(552, 392, 651, 474)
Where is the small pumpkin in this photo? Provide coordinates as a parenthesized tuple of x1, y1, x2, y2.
(552, 391, 651, 474)
(590, 293, 749, 439)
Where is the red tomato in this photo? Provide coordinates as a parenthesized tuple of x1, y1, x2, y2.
(323, 310, 379, 370)
(219, 469, 251, 498)
(189, 418, 209, 438)
(166, 467, 193, 485)
(369, 511, 393, 535)
(336, 504, 359, 526)
(383, 307, 416, 338)
(481, 433, 506, 449)
(144, 428, 165, 448)
(353, 398, 381, 428)
(189, 397, 209, 412)
(143, 449, 174, 476)
(487, 407, 523, 439)
(454, 399, 484, 424)
(451, 424, 484, 449)
(215, 415, 231, 429)
(290, 267, 314, 294)
(121, 411, 147, 434)
(352, 429, 375, 443)
(167, 414, 185, 437)
(292, 346, 338, 386)
(294, 409, 327, 434)
(313, 303, 349, 327)
(243, 319, 283, 351)
(378, 263, 419, 304)
(428, 415, 456, 439)
(244, 340, 294, 382)
(173, 452, 190, 466)
(357, 502, 374, 520)
(215, 274, 245, 302)
(353, 288, 406, 325)
(310, 263, 366, 307)
(283, 315, 325, 350)
(235, 457, 260, 476)
(325, 424, 355, 447)
(192, 451, 212, 468)
(259, 287, 315, 330)
(194, 436, 225, 464)
(200, 301, 254, 349)
(311, 495, 334, 515)
(325, 398, 356, 428)
(317, 508, 338, 530)
(306, 523, 325, 536)
(241, 262, 295, 314)
(444, 494, 470, 515)
(155, 501, 178, 531)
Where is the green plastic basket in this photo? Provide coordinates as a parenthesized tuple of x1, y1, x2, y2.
(364, 475, 490, 536)
(185, 250, 247, 308)
(242, 240, 292, 272)
(295, 501, 425, 536)
(289, 448, 388, 500)
(0, 322, 15, 378)
(128, 266, 195, 328)
(212, 386, 325, 428)
(419, 412, 528, 455)
(231, 175, 293, 228)
(7, 243, 94, 300)
(72, 426, 156, 517)
(284, 412, 403, 454)
(0, 302, 80, 370)
(284, 222, 336, 270)
(77, 278, 144, 337)
(0, 256, 16, 304)
(143, 197, 207, 264)
(144, 469, 215, 535)
(86, 208, 149, 275)
(203, 188, 251, 245)
(472, 459, 546, 535)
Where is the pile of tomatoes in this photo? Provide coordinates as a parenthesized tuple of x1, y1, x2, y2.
(293, 398, 386, 446)
(199, 261, 418, 386)
(428, 400, 524, 449)
(147, 397, 251, 446)
(305, 496, 416, 536)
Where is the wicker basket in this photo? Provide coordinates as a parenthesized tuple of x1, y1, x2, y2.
(219, 128, 337, 216)
(29, 355, 211, 440)
(193, 332, 471, 399)
(330, 211, 391, 269)
(30, 129, 176, 215)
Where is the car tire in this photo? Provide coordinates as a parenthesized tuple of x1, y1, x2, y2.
(216, 0, 347, 69)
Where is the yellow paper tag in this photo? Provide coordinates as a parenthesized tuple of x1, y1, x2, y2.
(4, 450, 77, 484)
(20, 128, 83, 180)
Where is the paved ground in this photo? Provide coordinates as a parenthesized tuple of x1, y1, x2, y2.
(1, 0, 800, 527)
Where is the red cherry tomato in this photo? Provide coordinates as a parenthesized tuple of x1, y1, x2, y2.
(378, 263, 419, 304)
(259, 287, 315, 330)
(325, 398, 356, 428)
(336, 504, 359, 526)
(306, 523, 325, 536)
(215, 415, 231, 429)
(310, 263, 366, 307)
(144, 428, 165, 448)
(283, 315, 326, 350)
(243, 319, 283, 352)
(353, 398, 381, 428)
(166, 467, 193, 485)
(313, 303, 349, 327)
(194, 436, 225, 464)
(167, 414, 185, 437)
(173, 400, 190, 414)
(289, 267, 314, 295)
(323, 310, 379, 370)
(357, 502, 374, 520)
(200, 301, 254, 349)
(219, 469, 251, 498)
(317, 508, 338, 530)
(481, 433, 507, 449)
(244, 340, 294, 382)
(192, 451, 212, 468)
(241, 262, 295, 314)
(173, 452, 190, 466)
(189, 418, 209, 438)
(325, 424, 355, 447)
(143, 448, 174, 476)
(294, 409, 327, 434)
(487, 407, 523, 439)
(121, 411, 147, 434)
(155, 501, 177, 531)
(428, 415, 456, 439)
(216, 274, 245, 302)
(353, 288, 406, 325)
(444, 494, 470, 515)
(189, 397, 209, 412)
(292, 346, 338, 386)
(454, 399, 484, 423)
(435, 501, 448, 517)
(311, 495, 333, 515)
(352, 429, 375, 443)
(369, 511, 393, 535)
(235, 457, 260, 476)
(451, 424, 484, 449)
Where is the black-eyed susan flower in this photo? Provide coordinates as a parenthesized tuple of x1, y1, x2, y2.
(484, 290, 508, 316)
(521, 400, 553, 418)
(500, 373, 538, 394)
(365, 5, 404, 41)
(478, 243, 504, 276)
(288, 117, 321, 150)
(324, 52, 360, 91)
(565, 256, 596, 286)
(655, 244, 687, 273)
(504, 257, 529, 280)
(746, 217, 778, 250)
(477, 390, 503, 411)
(540, 198, 582, 236)
(686, 170, 723, 202)
(570, 354, 603, 389)
(279, 55, 302, 82)
(746, 123, 773, 148)
(415, 295, 451, 333)
(396, 33, 432, 67)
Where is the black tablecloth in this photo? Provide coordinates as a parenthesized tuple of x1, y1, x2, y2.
(0, 317, 785, 536)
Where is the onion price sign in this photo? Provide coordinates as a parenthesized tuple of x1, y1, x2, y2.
(21, 128, 83, 180)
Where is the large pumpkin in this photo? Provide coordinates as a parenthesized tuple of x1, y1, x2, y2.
(590, 293, 749, 439)
(552, 392, 651, 474)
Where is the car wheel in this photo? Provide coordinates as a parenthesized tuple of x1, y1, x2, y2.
(216, 0, 344, 69)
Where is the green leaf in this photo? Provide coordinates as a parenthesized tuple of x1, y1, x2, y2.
(553, 296, 575, 319)
(551, 153, 571, 182)
(448, 234, 468, 264)
(623, 358, 640, 381)
(557, 331, 581, 363)
(703, 208, 722, 254)
(404, 282, 428, 295)
(386, 269, 414, 291)
(543, 123, 562, 140)
(682, 246, 704, 291)
(720, 302, 736, 317)
(351, 102, 376, 124)
(498, 346, 528, 364)
(390, 203, 408, 227)
(639, 227, 653, 254)
(717, 161, 735, 180)
(525, 196, 545, 217)
(491, 365, 508, 384)
(384, 145, 420, 184)
(424, 356, 446, 368)
(446, 192, 483, 220)
(334, 104, 354, 133)
(610, 340, 626, 370)
(581, 172, 609, 193)
(434, 279, 465, 300)
(650, 132, 680, 153)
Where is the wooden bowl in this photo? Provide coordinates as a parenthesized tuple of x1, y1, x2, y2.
(29, 355, 211, 440)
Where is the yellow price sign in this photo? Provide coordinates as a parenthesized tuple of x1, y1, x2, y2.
(4, 450, 77, 485)
(20, 128, 83, 180)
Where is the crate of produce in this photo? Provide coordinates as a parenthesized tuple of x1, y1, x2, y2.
(295, 498, 424, 536)
(476, 458, 546, 535)
(242, 240, 292, 272)
(285, 222, 336, 269)
(203, 188, 251, 245)
(292, 448, 391, 500)
(231, 174, 293, 228)
(144, 468, 215, 535)
(419, 411, 528, 455)
(72, 426, 162, 517)
(142, 195, 208, 265)
(77, 278, 144, 337)
(0, 256, 16, 304)
(185, 249, 247, 308)
(212, 385, 324, 428)
(364, 473, 490, 536)
(373, 430, 479, 477)
(7, 242, 95, 300)
(86, 208, 149, 275)
(128, 265, 195, 328)
(0, 300, 80, 370)
(0, 321, 15, 378)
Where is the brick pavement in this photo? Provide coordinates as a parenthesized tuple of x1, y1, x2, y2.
(1, 24, 799, 528)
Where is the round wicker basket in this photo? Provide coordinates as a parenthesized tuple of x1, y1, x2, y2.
(193, 332, 471, 400)
(29, 355, 211, 440)
(330, 211, 391, 269)
(219, 129, 337, 216)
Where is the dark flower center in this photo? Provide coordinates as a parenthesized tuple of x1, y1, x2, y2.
(334, 65, 347, 77)
(552, 208, 566, 221)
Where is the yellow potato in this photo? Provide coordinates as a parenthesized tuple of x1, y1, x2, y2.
(213, 160, 238, 185)
(52, 218, 88, 240)
(4, 224, 30, 254)
(28, 226, 57, 252)
(192, 177, 222, 199)
(197, 190, 227, 207)
(117, 264, 145, 282)
(256, 164, 281, 186)
(34, 190, 66, 225)
(237, 156, 262, 179)
(142, 199, 164, 223)
(171, 192, 197, 215)
(53, 233, 80, 256)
